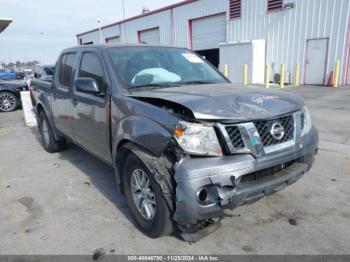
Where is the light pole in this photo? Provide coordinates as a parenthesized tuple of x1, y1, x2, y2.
(97, 20, 103, 44)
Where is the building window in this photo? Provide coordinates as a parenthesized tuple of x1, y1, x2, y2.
(267, 0, 283, 12)
(229, 0, 241, 19)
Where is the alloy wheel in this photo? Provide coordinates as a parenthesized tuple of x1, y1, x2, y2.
(130, 168, 156, 220)
(0, 93, 16, 112)
(41, 119, 50, 146)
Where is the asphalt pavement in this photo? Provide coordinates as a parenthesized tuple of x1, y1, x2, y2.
(0, 85, 349, 255)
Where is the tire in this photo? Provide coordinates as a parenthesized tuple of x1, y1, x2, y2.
(123, 152, 174, 238)
(38, 111, 66, 153)
(0, 92, 18, 112)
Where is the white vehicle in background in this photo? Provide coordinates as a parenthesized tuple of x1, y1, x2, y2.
(27, 65, 55, 91)
(33, 65, 55, 82)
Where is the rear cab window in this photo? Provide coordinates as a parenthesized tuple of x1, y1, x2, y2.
(57, 53, 77, 90)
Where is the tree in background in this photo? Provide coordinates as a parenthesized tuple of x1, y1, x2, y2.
(1, 60, 40, 70)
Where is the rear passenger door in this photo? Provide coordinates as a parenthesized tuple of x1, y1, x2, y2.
(72, 51, 112, 163)
(52, 53, 77, 138)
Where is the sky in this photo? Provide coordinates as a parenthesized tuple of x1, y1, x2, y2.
(0, 0, 179, 65)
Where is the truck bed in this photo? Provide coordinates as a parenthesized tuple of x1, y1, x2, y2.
(30, 79, 52, 108)
(31, 79, 52, 92)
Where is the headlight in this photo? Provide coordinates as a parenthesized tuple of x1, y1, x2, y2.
(301, 106, 312, 136)
(174, 121, 222, 156)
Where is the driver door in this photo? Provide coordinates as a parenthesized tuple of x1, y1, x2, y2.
(71, 51, 112, 163)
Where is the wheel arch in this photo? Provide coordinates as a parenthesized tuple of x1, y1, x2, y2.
(0, 89, 17, 96)
(36, 101, 61, 141)
(114, 140, 176, 216)
(114, 140, 158, 191)
(36, 102, 45, 115)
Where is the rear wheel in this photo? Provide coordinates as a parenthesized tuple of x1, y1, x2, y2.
(0, 92, 18, 112)
(38, 111, 66, 153)
(123, 152, 174, 238)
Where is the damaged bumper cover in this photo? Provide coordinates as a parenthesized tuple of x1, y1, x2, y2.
(173, 127, 318, 226)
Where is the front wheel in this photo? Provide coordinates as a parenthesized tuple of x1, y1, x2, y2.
(0, 92, 18, 112)
(123, 152, 175, 238)
(38, 111, 66, 153)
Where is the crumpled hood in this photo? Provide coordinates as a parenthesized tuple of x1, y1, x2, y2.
(128, 83, 305, 121)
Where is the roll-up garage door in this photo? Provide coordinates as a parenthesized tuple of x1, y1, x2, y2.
(192, 14, 226, 51)
(139, 28, 160, 45)
(106, 36, 121, 44)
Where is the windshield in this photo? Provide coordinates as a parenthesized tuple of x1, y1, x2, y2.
(108, 46, 227, 89)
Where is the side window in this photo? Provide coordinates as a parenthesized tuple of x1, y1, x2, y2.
(58, 53, 76, 88)
(57, 55, 67, 85)
(78, 53, 106, 93)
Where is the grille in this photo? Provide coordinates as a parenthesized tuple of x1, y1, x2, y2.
(240, 160, 296, 183)
(254, 115, 294, 146)
(225, 126, 245, 150)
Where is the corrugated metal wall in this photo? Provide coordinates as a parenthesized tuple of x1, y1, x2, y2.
(123, 10, 172, 45)
(79, 25, 120, 44)
(227, 0, 350, 85)
(139, 28, 161, 44)
(77, 0, 350, 85)
(191, 13, 227, 50)
(102, 25, 121, 40)
(77, 0, 227, 47)
(79, 31, 100, 45)
(171, 0, 227, 48)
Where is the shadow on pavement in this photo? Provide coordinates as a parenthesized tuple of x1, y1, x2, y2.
(29, 127, 138, 229)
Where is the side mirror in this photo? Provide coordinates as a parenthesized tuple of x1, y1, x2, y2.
(34, 73, 41, 78)
(74, 77, 100, 94)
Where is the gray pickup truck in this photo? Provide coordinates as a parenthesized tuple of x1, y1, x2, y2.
(31, 44, 318, 240)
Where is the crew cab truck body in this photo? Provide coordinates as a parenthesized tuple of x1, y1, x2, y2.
(31, 44, 318, 240)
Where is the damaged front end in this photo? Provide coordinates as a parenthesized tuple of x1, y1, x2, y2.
(170, 112, 318, 242)
(126, 95, 318, 242)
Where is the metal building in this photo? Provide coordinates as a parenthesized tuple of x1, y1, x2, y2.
(76, 0, 350, 86)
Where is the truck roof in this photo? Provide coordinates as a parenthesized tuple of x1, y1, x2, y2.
(61, 43, 186, 53)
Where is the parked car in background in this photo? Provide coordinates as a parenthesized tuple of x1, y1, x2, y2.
(16, 72, 25, 80)
(33, 65, 55, 82)
(31, 44, 318, 240)
(0, 80, 28, 112)
(0, 70, 17, 80)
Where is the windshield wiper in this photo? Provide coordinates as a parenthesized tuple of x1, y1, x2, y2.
(128, 83, 179, 90)
(178, 80, 222, 85)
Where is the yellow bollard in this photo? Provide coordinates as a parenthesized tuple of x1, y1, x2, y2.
(243, 64, 248, 86)
(264, 64, 270, 88)
(334, 60, 341, 87)
(280, 64, 285, 88)
(223, 64, 228, 77)
(293, 63, 300, 87)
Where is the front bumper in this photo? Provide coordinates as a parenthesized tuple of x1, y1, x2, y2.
(173, 126, 318, 226)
